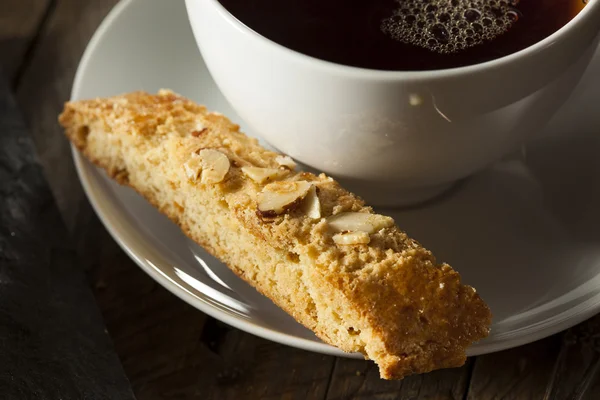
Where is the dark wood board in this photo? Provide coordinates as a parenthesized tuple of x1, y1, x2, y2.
(0, 0, 52, 83)
(0, 73, 135, 399)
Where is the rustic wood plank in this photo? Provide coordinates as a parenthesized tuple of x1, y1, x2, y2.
(467, 335, 563, 400)
(15, 0, 119, 232)
(117, 311, 336, 400)
(199, 320, 335, 400)
(0, 74, 134, 400)
(543, 315, 600, 400)
(326, 357, 472, 400)
(0, 0, 52, 83)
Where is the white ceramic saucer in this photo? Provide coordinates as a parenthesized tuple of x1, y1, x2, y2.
(71, 0, 600, 357)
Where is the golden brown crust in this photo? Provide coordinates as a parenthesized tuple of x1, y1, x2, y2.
(59, 90, 491, 379)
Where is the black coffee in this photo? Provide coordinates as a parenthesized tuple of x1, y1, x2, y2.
(218, 0, 588, 70)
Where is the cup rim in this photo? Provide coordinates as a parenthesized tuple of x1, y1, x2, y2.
(205, 0, 599, 80)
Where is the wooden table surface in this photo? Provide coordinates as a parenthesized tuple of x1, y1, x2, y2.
(2, 1, 600, 399)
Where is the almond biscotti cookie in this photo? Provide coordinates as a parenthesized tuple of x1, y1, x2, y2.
(59, 90, 491, 379)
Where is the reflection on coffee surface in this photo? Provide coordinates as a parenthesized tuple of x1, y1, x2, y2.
(219, 0, 588, 70)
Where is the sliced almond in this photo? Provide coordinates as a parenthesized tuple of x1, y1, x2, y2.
(242, 166, 287, 184)
(301, 185, 321, 220)
(333, 231, 371, 245)
(182, 155, 203, 180)
(199, 149, 230, 184)
(326, 212, 394, 234)
(275, 155, 297, 170)
(257, 180, 312, 217)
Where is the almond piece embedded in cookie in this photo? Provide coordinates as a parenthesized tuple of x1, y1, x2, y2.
(333, 231, 371, 245)
(199, 149, 230, 184)
(275, 155, 297, 170)
(242, 166, 288, 184)
(301, 185, 321, 220)
(183, 155, 203, 181)
(257, 180, 312, 217)
(327, 212, 394, 234)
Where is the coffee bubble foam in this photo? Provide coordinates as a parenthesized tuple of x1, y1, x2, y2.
(381, 0, 522, 54)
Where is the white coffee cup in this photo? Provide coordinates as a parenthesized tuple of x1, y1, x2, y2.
(185, 0, 600, 206)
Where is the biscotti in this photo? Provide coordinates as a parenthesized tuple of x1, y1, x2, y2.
(59, 90, 491, 379)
